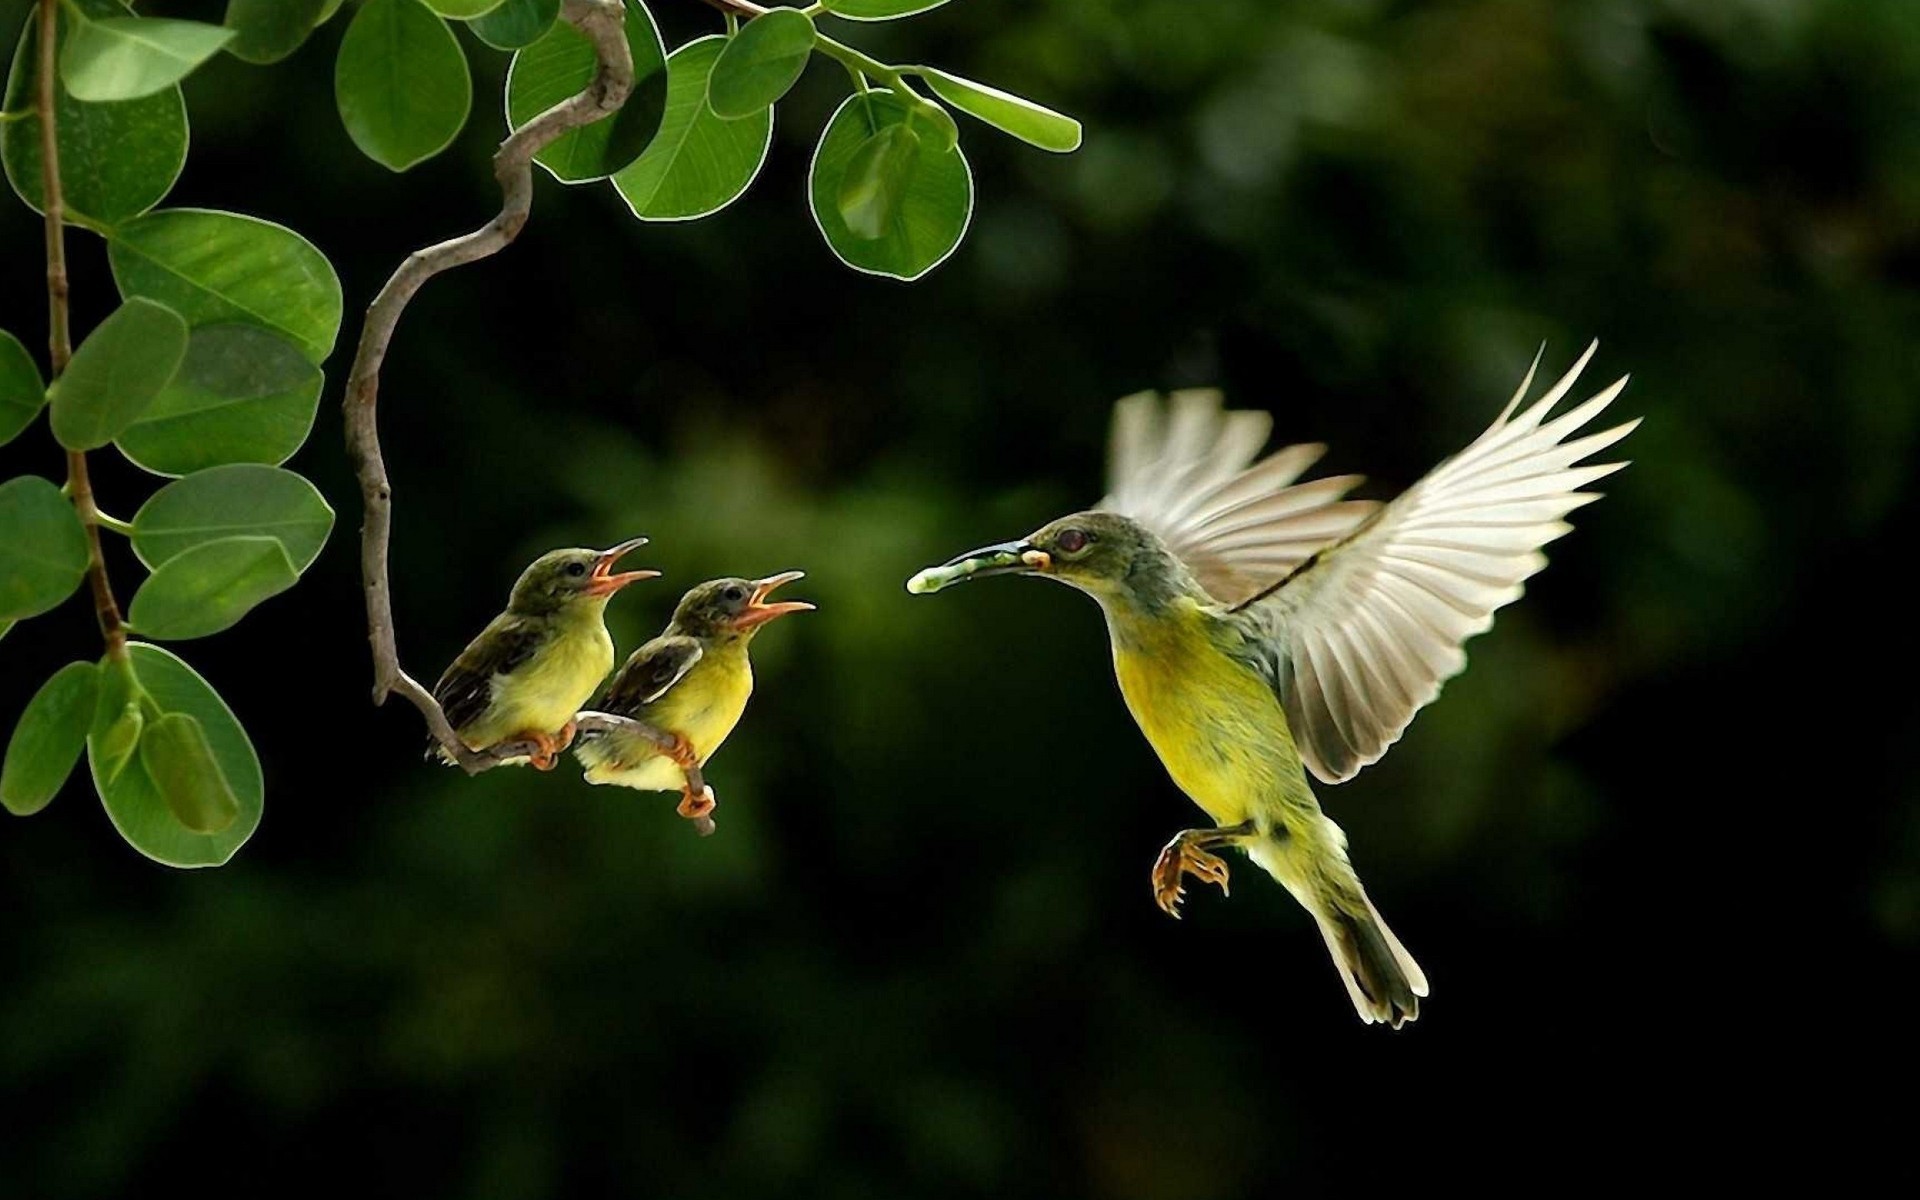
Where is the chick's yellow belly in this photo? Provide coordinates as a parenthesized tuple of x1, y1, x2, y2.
(581, 658, 753, 793)
(1111, 628, 1302, 828)
(470, 625, 613, 746)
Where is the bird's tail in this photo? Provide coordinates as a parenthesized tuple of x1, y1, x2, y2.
(1246, 819, 1428, 1029)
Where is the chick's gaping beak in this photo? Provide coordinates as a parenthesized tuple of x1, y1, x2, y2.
(905, 539, 1052, 594)
(733, 570, 816, 630)
(586, 536, 660, 596)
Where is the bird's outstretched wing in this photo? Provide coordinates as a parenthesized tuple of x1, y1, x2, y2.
(430, 615, 547, 750)
(1101, 388, 1381, 607)
(601, 636, 703, 713)
(1242, 343, 1637, 784)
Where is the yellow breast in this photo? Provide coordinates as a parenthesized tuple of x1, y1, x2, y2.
(578, 646, 754, 793)
(1109, 601, 1299, 826)
(478, 617, 613, 744)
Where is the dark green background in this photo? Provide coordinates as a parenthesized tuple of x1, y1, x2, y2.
(2, 0, 1912, 1192)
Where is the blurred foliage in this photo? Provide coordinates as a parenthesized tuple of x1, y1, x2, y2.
(1, 0, 1913, 1192)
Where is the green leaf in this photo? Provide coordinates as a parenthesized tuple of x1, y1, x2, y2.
(59, 16, 233, 102)
(138, 712, 239, 834)
(819, 0, 949, 21)
(88, 656, 144, 785)
(109, 208, 343, 365)
(48, 297, 189, 451)
(2, 0, 188, 227)
(91, 643, 262, 868)
(809, 90, 972, 280)
(908, 96, 957, 155)
(223, 0, 333, 64)
(128, 535, 299, 640)
(918, 67, 1081, 152)
(0, 620, 13, 641)
(0, 477, 88, 621)
(506, 0, 666, 183)
(116, 325, 322, 477)
(707, 8, 814, 120)
(423, 0, 507, 16)
(0, 328, 44, 447)
(612, 36, 772, 221)
(837, 122, 919, 240)
(132, 463, 334, 574)
(2, 661, 97, 816)
(335, 0, 471, 172)
(468, 0, 557, 50)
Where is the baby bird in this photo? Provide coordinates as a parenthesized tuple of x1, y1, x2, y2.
(430, 539, 657, 769)
(575, 572, 813, 823)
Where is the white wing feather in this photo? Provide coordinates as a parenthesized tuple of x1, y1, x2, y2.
(1248, 342, 1637, 784)
(1101, 388, 1380, 607)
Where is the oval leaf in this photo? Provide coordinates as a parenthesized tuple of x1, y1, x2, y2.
(48, 297, 189, 451)
(139, 712, 239, 833)
(0, 328, 44, 447)
(837, 122, 920, 240)
(335, 0, 471, 172)
(505, 0, 666, 183)
(60, 16, 234, 102)
(819, 0, 949, 21)
(423, 0, 506, 16)
(129, 535, 299, 640)
(132, 464, 334, 574)
(109, 208, 343, 365)
(116, 325, 322, 476)
(919, 67, 1081, 152)
(809, 90, 973, 280)
(1, 661, 97, 816)
(223, 0, 333, 65)
(612, 35, 772, 221)
(91, 643, 262, 868)
(708, 8, 814, 120)
(469, 0, 557, 50)
(0, 476, 89, 621)
(2, 0, 188, 227)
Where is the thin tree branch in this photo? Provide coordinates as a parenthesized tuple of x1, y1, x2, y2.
(342, 0, 639, 775)
(39, 0, 126, 662)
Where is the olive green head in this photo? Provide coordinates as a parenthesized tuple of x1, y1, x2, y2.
(906, 511, 1185, 606)
(668, 571, 815, 641)
(507, 537, 658, 616)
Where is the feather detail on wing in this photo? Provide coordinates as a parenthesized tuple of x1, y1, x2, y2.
(1101, 388, 1381, 607)
(1244, 342, 1638, 784)
(602, 636, 703, 713)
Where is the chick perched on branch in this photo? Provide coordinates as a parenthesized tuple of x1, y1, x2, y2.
(575, 572, 813, 832)
(429, 539, 657, 770)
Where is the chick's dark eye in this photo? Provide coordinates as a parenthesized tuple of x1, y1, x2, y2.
(1055, 529, 1090, 554)
(723, 586, 746, 603)
(565, 561, 588, 578)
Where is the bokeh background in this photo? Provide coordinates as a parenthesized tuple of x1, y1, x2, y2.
(3, 0, 1914, 1192)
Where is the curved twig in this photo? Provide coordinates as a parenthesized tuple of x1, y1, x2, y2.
(342, 0, 638, 775)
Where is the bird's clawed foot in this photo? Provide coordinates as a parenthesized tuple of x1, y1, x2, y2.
(514, 725, 575, 771)
(1151, 823, 1253, 918)
(665, 732, 699, 771)
(676, 783, 716, 821)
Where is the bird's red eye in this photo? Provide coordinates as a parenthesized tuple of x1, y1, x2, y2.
(1055, 529, 1089, 554)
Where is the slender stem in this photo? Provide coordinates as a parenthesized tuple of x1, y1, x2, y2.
(38, 0, 127, 662)
(94, 509, 134, 536)
(343, 0, 642, 774)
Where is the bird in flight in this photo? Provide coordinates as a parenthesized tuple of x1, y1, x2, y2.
(908, 345, 1635, 1027)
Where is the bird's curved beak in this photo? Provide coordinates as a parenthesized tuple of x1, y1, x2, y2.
(905, 539, 1051, 594)
(586, 536, 660, 596)
(733, 570, 815, 630)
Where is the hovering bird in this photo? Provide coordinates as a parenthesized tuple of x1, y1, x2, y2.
(575, 572, 813, 825)
(907, 345, 1635, 1027)
(430, 539, 657, 769)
